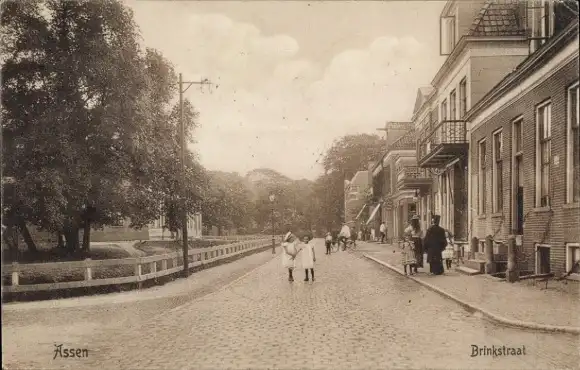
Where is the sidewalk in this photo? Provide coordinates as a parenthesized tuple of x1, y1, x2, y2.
(356, 241, 580, 334)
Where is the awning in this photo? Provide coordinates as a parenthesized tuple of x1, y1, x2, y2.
(366, 203, 381, 225)
(354, 204, 367, 220)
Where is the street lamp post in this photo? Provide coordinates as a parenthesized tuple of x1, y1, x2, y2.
(269, 194, 276, 254)
(177, 73, 213, 278)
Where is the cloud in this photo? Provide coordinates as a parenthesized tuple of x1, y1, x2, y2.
(138, 12, 441, 180)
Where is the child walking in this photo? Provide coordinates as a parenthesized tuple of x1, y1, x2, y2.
(442, 230, 454, 270)
(399, 237, 417, 275)
(301, 235, 316, 281)
(325, 232, 332, 255)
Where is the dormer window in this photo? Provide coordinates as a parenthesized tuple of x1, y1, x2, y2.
(440, 15, 457, 55)
(528, 0, 579, 53)
(528, 0, 555, 52)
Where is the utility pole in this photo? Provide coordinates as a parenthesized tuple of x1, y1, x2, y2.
(178, 73, 214, 277)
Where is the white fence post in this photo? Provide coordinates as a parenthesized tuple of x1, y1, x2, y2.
(11, 262, 19, 286)
(134, 261, 142, 288)
(150, 261, 157, 274)
(84, 258, 92, 281)
(161, 259, 167, 271)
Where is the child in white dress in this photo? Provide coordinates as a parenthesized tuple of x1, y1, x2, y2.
(442, 230, 454, 270)
(282, 232, 298, 282)
(300, 235, 316, 281)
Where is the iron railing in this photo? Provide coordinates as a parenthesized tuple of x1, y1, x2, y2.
(396, 166, 430, 183)
(417, 120, 467, 162)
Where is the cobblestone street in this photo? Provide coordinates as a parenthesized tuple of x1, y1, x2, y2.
(3, 239, 580, 370)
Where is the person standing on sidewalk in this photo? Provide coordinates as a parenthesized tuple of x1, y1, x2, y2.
(404, 215, 424, 274)
(379, 222, 386, 244)
(423, 215, 447, 275)
(300, 235, 316, 281)
(442, 230, 454, 270)
(282, 232, 299, 282)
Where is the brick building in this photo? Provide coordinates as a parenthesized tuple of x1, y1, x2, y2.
(414, 0, 531, 252)
(466, 15, 579, 277)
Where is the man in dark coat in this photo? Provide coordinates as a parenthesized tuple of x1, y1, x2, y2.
(423, 215, 447, 275)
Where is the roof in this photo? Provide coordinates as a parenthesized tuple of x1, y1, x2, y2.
(387, 128, 416, 151)
(465, 20, 579, 121)
(468, 0, 526, 37)
(413, 86, 435, 115)
(371, 128, 417, 174)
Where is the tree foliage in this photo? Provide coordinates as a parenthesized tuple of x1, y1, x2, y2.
(1, 0, 205, 253)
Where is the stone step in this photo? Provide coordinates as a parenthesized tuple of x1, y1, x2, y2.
(464, 259, 486, 273)
(455, 266, 482, 276)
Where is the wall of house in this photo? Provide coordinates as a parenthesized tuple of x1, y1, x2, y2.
(470, 54, 528, 109)
(469, 58, 579, 276)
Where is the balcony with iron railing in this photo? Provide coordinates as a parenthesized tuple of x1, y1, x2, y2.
(396, 166, 432, 191)
(417, 119, 468, 168)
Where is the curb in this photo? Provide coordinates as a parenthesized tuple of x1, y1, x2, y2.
(164, 249, 281, 316)
(363, 253, 580, 335)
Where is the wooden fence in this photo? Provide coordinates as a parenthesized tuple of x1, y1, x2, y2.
(2, 236, 282, 294)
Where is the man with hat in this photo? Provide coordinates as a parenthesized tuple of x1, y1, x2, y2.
(423, 215, 447, 275)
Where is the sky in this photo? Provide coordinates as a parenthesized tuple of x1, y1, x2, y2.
(125, 0, 447, 180)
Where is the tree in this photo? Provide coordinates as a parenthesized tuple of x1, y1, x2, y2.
(322, 134, 385, 179)
(1, 0, 204, 253)
(202, 171, 254, 235)
(310, 134, 385, 232)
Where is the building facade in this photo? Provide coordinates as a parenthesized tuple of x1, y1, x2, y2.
(466, 14, 579, 277)
(414, 0, 532, 253)
(148, 213, 203, 240)
(344, 171, 370, 225)
(368, 122, 417, 242)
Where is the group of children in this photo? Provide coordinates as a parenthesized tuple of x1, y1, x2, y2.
(281, 232, 316, 282)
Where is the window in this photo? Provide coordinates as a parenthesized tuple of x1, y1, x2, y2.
(513, 118, 523, 154)
(450, 89, 457, 120)
(529, 0, 555, 52)
(459, 78, 467, 118)
(492, 130, 503, 213)
(441, 100, 448, 121)
(567, 82, 579, 203)
(512, 118, 524, 234)
(536, 101, 552, 207)
(566, 243, 580, 275)
(440, 15, 457, 55)
(478, 139, 487, 214)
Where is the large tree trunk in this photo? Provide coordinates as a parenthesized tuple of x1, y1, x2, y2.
(3, 225, 19, 259)
(16, 219, 37, 253)
(82, 220, 91, 252)
(65, 227, 80, 253)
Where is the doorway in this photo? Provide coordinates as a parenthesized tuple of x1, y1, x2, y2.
(536, 246, 551, 274)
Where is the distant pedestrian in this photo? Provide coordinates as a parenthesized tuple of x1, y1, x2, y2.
(442, 230, 454, 270)
(370, 228, 376, 242)
(282, 232, 299, 282)
(357, 229, 362, 241)
(300, 235, 316, 281)
(325, 232, 332, 255)
(423, 215, 447, 275)
(404, 215, 423, 274)
(379, 222, 386, 243)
